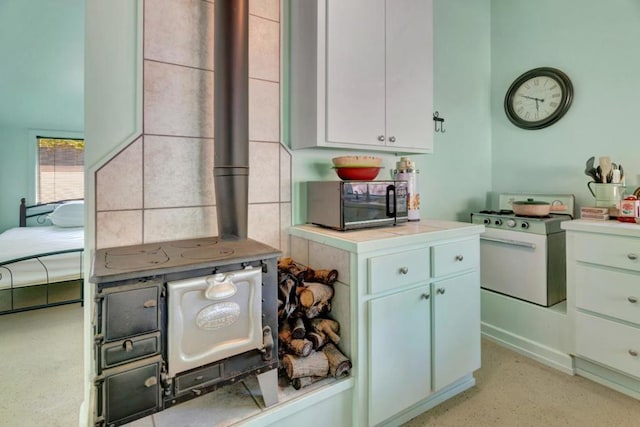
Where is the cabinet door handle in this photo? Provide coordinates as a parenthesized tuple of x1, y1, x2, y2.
(399, 267, 409, 275)
(143, 299, 157, 308)
(388, 136, 396, 143)
(628, 253, 638, 260)
(437, 288, 446, 295)
(628, 296, 638, 304)
(629, 349, 638, 357)
(377, 135, 385, 142)
(123, 340, 133, 352)
(454, 255, 464, 262)
(421, 293, 430, 300)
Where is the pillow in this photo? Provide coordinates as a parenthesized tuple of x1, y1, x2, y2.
(49, 201, 84, 227)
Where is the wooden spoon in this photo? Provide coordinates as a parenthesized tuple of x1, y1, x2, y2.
(599, 156, 612, 183)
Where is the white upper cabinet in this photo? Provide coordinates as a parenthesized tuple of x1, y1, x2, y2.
(290, 0, 434, 154)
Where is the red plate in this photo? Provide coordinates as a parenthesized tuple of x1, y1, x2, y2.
(334, 166, 382, 180)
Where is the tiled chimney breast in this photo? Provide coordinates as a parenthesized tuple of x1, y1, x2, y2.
(95, 0, 290, 254)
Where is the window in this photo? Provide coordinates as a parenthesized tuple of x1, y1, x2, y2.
(37, 137, 84, 203)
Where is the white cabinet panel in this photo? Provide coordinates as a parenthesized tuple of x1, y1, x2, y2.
(369, 285, 431, 425)
(385, 0, 433, 151)
(433, 271, 481, 390)
(576, 312, 640, 379)
(575, 264, 640, 326)
(326, 0, 385, 146)
(432, 238, 479, 278)
(368, 247, 430, 294)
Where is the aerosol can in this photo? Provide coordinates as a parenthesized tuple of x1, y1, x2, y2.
(392, 157, 420, 221)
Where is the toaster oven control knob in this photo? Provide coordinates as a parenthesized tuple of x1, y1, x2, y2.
(507, 219, 516, 228)
(521, 222, 530, 229)
(494, 219, 503, 226)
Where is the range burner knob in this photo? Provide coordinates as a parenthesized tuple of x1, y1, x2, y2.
(483, 218, 491, 225)
(521, 222, 530, 229)
(507, 219, 516, 228)
(494, 219, 503, 226)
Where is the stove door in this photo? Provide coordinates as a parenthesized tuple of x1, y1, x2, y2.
(480, 228, 550, 306)
(167, 266, 263, 377)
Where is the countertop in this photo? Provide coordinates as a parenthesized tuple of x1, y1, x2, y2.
(561, 219, 640, 238)
(290, 220, 485, 253)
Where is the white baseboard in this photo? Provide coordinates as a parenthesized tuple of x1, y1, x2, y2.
(481, 321, 574, 375)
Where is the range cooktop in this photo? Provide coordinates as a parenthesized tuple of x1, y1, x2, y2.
(91, 237, 281, 283)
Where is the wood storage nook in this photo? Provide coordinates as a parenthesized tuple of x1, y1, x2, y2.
(277, 258, 352, 389)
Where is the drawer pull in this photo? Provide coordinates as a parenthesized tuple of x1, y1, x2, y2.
(144, 377, 157, 388)
(629, 349, 639, 357)
(421, 293, 430, 300)
(436, 288, 446, 295)
(628, 296, 638, 304)
(628, 253, 638, 260)
(454, 255, 464, 262)
(123, 340, 133, 352)
(143, 299, 157, 308)
(399, 267, 409, 275)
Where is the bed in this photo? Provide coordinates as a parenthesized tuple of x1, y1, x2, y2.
(0, 198, 84, 314)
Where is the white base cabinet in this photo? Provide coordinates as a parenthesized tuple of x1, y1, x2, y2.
(563, 220, 640, 397)
(290, 221, 483, 426)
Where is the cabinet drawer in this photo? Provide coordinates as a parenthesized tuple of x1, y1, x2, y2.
(575, 264, 640, 325)
(431, 238, 479, 278)
(576, 312, 640, 378)
(574, 233, 640, 271)
(368, 248, 429, 294)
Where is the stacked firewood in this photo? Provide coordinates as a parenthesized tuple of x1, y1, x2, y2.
(277, 257, 352, 389)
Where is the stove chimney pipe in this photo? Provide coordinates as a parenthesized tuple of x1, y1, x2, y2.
(214, 0, 249, 241)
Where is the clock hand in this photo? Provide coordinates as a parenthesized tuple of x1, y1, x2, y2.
(518, 94, 544, 102)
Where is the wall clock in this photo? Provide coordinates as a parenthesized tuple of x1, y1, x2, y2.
(504, 67, 573, 130)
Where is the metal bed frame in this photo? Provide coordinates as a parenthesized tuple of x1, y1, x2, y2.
(0, 198, 84, 314)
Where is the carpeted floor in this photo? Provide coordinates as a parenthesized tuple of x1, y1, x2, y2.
(2, 305, 640, 427)
(0, 303, 83, 427)
(404, 339, 640, 427)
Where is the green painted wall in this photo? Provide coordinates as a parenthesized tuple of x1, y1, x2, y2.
(290, 0, 493, 225)
(0, 0, 84, 232)
(491, 0, 640, 210)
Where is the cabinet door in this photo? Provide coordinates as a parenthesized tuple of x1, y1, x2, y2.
(369, 285, 431, 425)
(326, 0, 386, 146)
(433, 271, 481, 390)
(386, 0, 433, 151)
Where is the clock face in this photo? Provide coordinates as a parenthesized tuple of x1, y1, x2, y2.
(504, 67, 573, 130)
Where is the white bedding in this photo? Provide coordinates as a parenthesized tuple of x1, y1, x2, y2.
(0, 226, 84, 290)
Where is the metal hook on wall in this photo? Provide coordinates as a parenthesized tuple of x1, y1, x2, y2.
(433, 111, 445, 133)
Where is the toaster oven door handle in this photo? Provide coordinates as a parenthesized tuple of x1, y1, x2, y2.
(386, 185, 396, 218)
(480, 236, 537, 249)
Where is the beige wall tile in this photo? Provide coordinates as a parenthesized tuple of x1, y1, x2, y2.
(144, 135, 215, 208)
(250, 0, 279, 21)
(248, 141, 279, 203)
(248, 203, 279, 249)
(308, 242, 351, 286)
(144, 0, 214, 70)
(280, 145, 291, 202)
(279, 202, 291, 257)
(249, 79, 279, 142)
(144, 206, 218, 243)
(289, 236, 309, 266)
(144, 60, 214, 138)
(249, 15, 279, 82)
(96, 137, 143, 211)
(96, 210, 143, 249)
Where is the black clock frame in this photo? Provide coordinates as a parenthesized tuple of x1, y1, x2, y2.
(504, 67, 573, 130)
